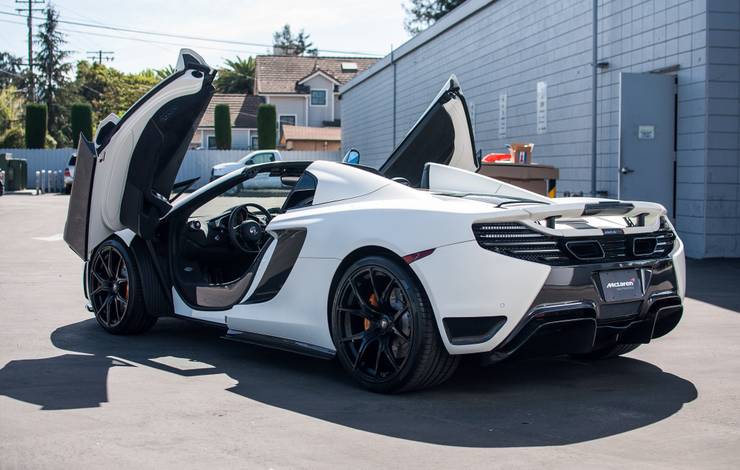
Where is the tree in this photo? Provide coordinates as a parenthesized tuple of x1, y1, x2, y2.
(35, 5, 72, 146)
(0, 52, 24, 89)
(214, 56, 255, 94)
(25, 103, 47, 148)
(1, 128, 24, 148)
(0, 86, 24, 134)
(213, 104, 232, 150)
(155, 65, 176, 79)
(404, 0, 466, 34)
(272, 24, 317, 56)
(73, 61, 159, 118)
(70, 103, 93, 147)
(257, 104, 277, 150)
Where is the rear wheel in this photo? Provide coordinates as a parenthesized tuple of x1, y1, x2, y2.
(330, 255, 458, 393)
(572, 343, 640, 360)
(88, 239, 156, 335)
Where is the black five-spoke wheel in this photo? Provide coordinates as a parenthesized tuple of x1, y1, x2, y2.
(331, 255, 459, 393)
(88, 239, 157, 335)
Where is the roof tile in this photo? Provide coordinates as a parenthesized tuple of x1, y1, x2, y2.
(256, 55, 378, 94)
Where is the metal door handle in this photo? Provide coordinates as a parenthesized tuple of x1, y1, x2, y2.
(620, 167, 634, 175)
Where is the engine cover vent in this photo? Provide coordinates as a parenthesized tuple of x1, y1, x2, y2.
(472, 220, 675, 266)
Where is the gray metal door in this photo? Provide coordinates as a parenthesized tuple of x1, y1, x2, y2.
(618, 73, 675, 216)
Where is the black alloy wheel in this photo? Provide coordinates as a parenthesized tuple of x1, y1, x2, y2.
(331, 255, 459, 393)
(88, 239, 156, 334)
(90, 244, 129, 328)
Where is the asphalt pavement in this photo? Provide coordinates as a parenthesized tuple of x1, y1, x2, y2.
(0, 194, 738, 469)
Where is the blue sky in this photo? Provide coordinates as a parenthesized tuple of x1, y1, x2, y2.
(0, 0, 410, 73)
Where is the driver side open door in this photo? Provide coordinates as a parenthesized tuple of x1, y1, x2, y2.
(64, 49, 216, 260)
(378, 75, 478, 187)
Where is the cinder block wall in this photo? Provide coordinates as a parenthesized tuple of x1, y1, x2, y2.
(341, 0, 739, 257)
(704, 0, 739, 256)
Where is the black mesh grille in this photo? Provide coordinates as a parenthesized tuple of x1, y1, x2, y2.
(472, 219, 676, 266)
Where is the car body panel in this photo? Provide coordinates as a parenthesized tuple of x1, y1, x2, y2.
(69, 59, 685, 363)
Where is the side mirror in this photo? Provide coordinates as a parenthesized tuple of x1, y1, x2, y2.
(342, 148, 361, 165)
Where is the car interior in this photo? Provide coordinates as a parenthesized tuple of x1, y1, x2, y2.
(169, 166, 317, 310)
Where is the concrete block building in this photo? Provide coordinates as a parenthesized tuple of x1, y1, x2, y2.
(340, 0, 739, 258)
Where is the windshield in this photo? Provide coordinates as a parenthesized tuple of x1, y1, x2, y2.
(190, 173, 288, 220)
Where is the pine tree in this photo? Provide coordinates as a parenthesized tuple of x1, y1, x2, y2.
(404, 0, 466, 34)
(272, 25, 317, 56)
(35, 5, 72, 145)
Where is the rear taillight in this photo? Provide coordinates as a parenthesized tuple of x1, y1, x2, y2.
(64, 168, 71, 177)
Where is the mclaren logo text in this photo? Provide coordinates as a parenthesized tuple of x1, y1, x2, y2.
(606, 279, 635, 289)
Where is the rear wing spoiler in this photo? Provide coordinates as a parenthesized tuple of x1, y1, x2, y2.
(481, 199, 667, 231)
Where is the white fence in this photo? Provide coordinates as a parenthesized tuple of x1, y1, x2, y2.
(0, 148, 342, 189)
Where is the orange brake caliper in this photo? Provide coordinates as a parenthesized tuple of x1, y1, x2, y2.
(365, 293, 379, 330)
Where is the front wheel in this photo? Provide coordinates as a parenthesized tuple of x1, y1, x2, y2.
(330, 255, 458, 393)
(88, 239, 156, 335)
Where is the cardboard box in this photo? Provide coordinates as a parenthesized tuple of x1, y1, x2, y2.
(478, 162, 559, 197)
(508, 143, 534, 164)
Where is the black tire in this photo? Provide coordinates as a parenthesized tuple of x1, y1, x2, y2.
(64, 183, 72, 194)
(88, 239, 157, 335)
(330, 255, 459, 393)
(573, 343, 640, 360)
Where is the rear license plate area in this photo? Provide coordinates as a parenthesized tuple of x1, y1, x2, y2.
(599, 269, 643, 302)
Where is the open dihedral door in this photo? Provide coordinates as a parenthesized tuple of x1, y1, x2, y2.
(64, 136, 97, 259)
(63, 49, 216, 260)
(379, 75, 478, 187)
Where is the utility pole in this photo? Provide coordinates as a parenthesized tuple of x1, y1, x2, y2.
(15, 0, 44, 101)
(86, 50, 115, 64)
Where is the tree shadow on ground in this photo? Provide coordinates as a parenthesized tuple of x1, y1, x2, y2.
(0, 318, 697, 447)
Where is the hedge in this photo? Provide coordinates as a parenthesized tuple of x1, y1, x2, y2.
(213, 104, 232, 150)
(257, 104, 276, 150)
(70, 103, 94, 148)
(25, 103, 47, 149)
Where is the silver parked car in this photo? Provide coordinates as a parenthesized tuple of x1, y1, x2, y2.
(64, 153, 76, 194)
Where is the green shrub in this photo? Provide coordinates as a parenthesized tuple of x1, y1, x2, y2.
(214, 104, 232, 150)
(25, 103, 47, 149)
(1, 127, 24, 148)
(70, 103, 93, 148)
(257, 104, 276, 150)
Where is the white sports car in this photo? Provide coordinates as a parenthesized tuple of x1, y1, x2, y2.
(64, 50, 685, 393)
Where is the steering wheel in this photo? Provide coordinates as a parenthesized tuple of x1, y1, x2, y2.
(228, 203, 272, 253)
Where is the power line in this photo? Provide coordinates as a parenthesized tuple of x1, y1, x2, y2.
(0, 10, 383, 57)
(0, 17, 267, 58)
(87, 50, 114, 64)
(13, 0, 43, 100)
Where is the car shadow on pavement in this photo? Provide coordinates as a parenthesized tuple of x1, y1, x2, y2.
(0, 318, 697, 448)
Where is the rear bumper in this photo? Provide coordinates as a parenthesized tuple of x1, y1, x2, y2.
(412, 239, 684, 356)
(480, 292, 682, 365)
(480, 256, 683, 364)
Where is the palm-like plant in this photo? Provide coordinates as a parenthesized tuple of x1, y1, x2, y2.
(214, 56, 255, 94)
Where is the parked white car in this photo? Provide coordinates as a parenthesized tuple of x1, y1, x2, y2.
(63, 50, 685, 393)
(64, 153, 76, 194)
(210, 150, 281, 181)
